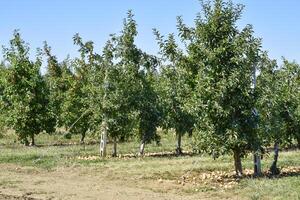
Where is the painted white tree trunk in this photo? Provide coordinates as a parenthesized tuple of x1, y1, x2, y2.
(100, 68, 109, 158)
(254, 149, 262, 176)
(139, 142, 145, 156)
(139, 133, 147, 156)
(100, 120, 108, 157)
(252, 64, 262, 176)
(30, 134, 35, 146)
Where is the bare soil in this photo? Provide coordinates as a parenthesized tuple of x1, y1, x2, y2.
(0, 164, 203, 200)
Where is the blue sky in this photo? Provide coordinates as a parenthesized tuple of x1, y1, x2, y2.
(0, 0, 299, 64)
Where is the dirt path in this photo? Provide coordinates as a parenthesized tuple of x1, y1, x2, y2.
(0, 164, 203, 200)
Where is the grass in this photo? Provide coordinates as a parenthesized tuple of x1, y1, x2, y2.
(0, 130, 299, 199)
(238, 177, 300, 200)
(0, 180, 20, 188)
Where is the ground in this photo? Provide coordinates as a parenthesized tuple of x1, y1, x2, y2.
(0, 131, 299, 200)
(0, 164, 199, 200)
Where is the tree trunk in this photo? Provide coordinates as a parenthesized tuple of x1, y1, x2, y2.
(100, 66, 109, 158)
(139, 135, 146, 156)
(24, 137, 29, 146)
(233, 148, 243, 177)
(99, 120, 108, 157)
(176, 132, 183, 155)
(252, 63, 261, 176)
(80, 132, 86, 144)
(139, 142, 145, 156)
(253, 148, 262, 176)
(297, 136, 300, 150)
(30, 134, 35, 146)
(270, 142, 280, 175)
(112, 137, 117, 157)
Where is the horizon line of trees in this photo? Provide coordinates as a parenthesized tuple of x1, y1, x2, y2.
(0, 0, 299, 177)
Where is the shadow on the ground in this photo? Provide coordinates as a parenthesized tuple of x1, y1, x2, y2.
(118, 151, 196, 159)
(34, 141, 98, 147)
(0, 193, 40, 200)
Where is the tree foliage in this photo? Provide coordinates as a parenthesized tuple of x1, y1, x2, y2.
(154, 31, 195, 154)
(3, 31, 54, 145)
(176, 0, 262, 175)
(0, 62, 8, 132)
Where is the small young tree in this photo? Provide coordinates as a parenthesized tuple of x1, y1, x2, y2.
(43, 42, 70, 130)
(116, 11, 161, 155)
(92, 37, 141, 157)
(137, 53, 161, 155)
(3, 31, 54, 145)
(0, 62, 8, 132)
(71, 28, 138, 157)
(154, 32, 194, 155)
(87, 35, 136, 157)
(257, 57, 300, 175)
(93, 11, 162, 157)
(278, 60, 300, 149)
(99, 39, 134, 157)
(61, 34, 98, 144)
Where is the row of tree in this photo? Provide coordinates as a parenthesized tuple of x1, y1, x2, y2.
(0, 0, 299, 176)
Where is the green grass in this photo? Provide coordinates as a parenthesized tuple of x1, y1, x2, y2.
(0, 129, 193, 169)
(238, 177, 300, 200)
(0, 130, 299, 199)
